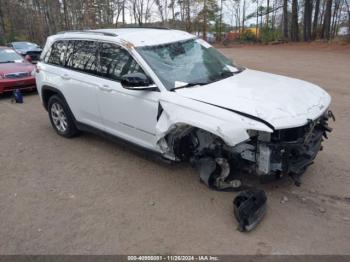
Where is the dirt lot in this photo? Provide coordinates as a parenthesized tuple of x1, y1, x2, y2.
(1, 43, 350, 255)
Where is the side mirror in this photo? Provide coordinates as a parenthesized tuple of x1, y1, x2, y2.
(121, 72, 156, 91)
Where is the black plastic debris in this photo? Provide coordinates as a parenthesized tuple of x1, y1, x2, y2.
(233, 189, 267, 232)
(195, 157, 217, 188)
(195, 156, 243, 191)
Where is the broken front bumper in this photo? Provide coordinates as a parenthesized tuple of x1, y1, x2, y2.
(256, 111, 334, 177)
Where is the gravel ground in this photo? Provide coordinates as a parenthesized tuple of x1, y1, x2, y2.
(0, 44, 350, 255)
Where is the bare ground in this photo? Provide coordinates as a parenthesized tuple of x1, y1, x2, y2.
(0, 44, 350, 255)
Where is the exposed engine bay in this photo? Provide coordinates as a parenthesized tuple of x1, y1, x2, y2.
(161, 110, 335, 190)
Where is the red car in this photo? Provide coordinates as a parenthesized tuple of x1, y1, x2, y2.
(0, 46, 36, 94)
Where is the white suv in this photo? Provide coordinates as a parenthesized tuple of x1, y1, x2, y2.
(35, 28, 333, 189)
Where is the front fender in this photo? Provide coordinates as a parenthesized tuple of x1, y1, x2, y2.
(155, 94, 274, 150)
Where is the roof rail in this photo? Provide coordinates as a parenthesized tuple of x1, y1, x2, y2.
(56, 30, 118, 37)
(117, 26, 170, 30)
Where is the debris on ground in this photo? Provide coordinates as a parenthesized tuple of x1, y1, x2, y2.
(195, 157, 242, 191)
(233, 189, 267, 232)
(318, 207, 326, 213)
(280, 196, 289, 204)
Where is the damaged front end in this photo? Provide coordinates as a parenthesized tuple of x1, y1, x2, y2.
(159, 110, 334, 190)
(235, 110, 335, 186)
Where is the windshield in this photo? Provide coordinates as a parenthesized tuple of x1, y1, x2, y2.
(137, 39, 240, 90)
(0, 49, 23, 63)
(12, 42, 39, 49)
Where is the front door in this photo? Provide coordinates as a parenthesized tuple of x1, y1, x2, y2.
(96, 42, 160, 150)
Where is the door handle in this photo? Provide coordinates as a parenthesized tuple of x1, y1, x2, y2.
(99, 85, 113, 92)
(61, 74, 70, 80)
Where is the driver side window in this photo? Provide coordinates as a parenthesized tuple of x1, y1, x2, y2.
(98, 43, 144, 81)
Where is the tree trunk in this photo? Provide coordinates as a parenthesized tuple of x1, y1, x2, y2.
(266, 0, 270, 27)
(291, 0, 299, 41)
(303, 0, 313, 41)
(331, 0, 341, 38)
(61, 0, 70, 30)
(346, 0, 350, 34)
(122, 0, 126, 25)
(242, 0, 246, 32)
(0, 0, 6, 43)
(312, 0, 320, 39)
(283, 0, 288, 40)
(321, 0, 333, 39)
(185, 0, 191, 32)
(256, 0, 259, 38)
(203, 0, 207, 41)
(218, 0, 223, 41)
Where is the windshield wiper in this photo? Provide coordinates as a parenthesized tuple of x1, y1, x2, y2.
(170, 82, 208, 91)
(0, 61, 14, 64)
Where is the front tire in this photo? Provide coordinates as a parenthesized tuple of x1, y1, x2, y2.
(48, 95, 79, 138)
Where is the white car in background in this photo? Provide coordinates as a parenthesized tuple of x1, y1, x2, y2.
(35, 28, 333, 189)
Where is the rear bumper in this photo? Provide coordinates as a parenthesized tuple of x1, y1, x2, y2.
(0, 77, 36, 93)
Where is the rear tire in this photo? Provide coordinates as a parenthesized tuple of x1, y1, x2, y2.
(48, 95, 79, 138)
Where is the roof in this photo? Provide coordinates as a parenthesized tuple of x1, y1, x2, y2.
(56, 28, 196, 47)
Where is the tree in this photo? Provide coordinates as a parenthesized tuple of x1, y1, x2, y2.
(346, 0, 350, 33)
(303, 0, 313, 41)
(185, 0, 192, 31)
(283, 0, 288, 40)
(225, 0, 241, 31)
(321, 0, 333, 39)
(266, 0, 270, 27)
(203, 0, 208, 40)
(242, 0, 246, 31)
(312, 0, 321, 39)
(291, 0, 299, 41)
(155, 0, 168, 24)
(219, 0, 223, 40)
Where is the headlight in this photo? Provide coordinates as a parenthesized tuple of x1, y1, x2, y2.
(247, 130, 271, 141)
(246, 129, 258, 137)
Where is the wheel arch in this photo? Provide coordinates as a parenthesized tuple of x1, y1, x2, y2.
(41, 85, 77, 123)
(155, 103, 252, 151)
(42, 85, 68, 111)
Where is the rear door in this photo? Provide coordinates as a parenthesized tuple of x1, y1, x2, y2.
(96, 42, 160, 150)
(40, 39, 102, 129)
(62, 40, 103, 129)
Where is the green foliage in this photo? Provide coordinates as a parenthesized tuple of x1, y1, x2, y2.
(239, 30, 258, 42)
(260, 27, 282, 44)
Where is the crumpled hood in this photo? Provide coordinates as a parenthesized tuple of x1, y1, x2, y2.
(175, 69, 331, 129)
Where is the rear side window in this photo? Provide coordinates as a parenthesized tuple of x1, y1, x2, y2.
(99, 43, 144, 81)
(45, 41, 67, 66)
(66, 40, 98, 74)
(64, 41, 74, 67)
